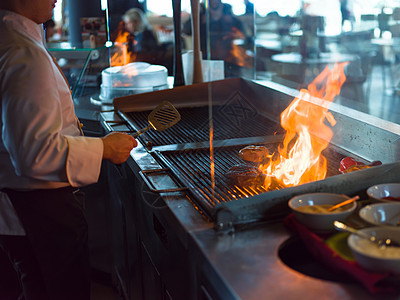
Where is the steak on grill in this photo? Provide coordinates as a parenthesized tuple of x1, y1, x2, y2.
(238, 145, 269, 163)
(226, 164, 265, 188)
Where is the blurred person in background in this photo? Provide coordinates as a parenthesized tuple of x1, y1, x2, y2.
(183, 0, 251, 77)
(111, 8, 160, 65)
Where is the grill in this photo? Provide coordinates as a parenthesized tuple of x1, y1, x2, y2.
(112, 78, 400, 230)
(121, 104, 350, 219)
(123, 105, 285, 146)
(151, 143, 348, 220)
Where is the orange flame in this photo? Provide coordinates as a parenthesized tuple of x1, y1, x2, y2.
(227, 27, 252, 68)
(229, 44, 252, 68)
(260, 62, 348, 188)
(209, 122, 216, 202)
(111, 29, 137, 67)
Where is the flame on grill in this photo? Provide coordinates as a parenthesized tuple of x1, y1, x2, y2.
(109, 24, 141, 88)
(111, 24, 137, 67)
(260, 62, 348, 189)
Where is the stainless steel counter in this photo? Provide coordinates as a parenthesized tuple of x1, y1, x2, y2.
(101, 104, 400, 300)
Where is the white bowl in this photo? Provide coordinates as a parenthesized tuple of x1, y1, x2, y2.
(288, 193, 357, 232)
(348, 227, 400, 274)
(366, 183, 400, 202)
(359, 203, 400, 226)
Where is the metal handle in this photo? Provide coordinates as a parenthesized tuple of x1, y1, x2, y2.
(334, 221, 374, 241)
(139, 169, 188, 193)
(132, 125, 152, 138)
(334, 221, 400, 247)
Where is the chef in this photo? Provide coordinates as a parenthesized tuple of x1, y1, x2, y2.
(0, 0, 136, 299)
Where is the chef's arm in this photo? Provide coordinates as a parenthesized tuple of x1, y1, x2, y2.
(101, 132, 137, 165)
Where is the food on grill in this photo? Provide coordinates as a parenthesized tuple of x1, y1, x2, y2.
(339, 157, 382, 174)
(238, 145, 269, 164)
(296, 204, 351, 214)
(226, 164, 265, 187)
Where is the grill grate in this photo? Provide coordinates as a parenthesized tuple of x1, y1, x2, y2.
(124, 106, 285, 146)
(124, 105, 356, 220)
(154, 143, 347, 219)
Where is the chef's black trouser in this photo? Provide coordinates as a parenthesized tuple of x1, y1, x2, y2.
(0, 187, 90, 300)
(0, 234, 47, 300)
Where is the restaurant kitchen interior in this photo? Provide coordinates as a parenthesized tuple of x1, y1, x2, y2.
(49, 0, 400, 299)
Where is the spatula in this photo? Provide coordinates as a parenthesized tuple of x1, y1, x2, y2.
(132, 101, 181, 138)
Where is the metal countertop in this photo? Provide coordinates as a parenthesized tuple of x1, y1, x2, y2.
(101, 109, 400, 300)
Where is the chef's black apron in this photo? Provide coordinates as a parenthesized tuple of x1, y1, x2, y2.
(2, 187, 90, 300)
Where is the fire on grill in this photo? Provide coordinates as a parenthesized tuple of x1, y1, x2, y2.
(112, 70, 400, 231)
(226, 63, 347, 191)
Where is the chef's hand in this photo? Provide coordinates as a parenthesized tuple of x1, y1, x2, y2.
(101, 132, 137, 164)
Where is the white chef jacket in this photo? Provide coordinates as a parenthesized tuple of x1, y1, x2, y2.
(0, 10, 104, 235)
